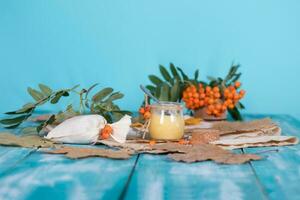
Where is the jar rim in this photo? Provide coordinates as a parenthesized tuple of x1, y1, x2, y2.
(150, 101, 183, 110)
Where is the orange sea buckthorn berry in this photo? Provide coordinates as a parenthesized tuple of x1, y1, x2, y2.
(208, 98, 214, 105)
(235, 81, 241, 88)
(206, 110, 212, 115)
(178, 139, 188, 145)
(239, 90, 246, 96)
(213, 87, 219, 93)
(222, 105, 227, 111)
(193, 93, 199, 98)
(228, 104, 235, 109)
(228, 85, 235, 91)
(214, 93, 221, 98)
(227, 93, 233, 99)
(143, 111, 151, 119)
(139, 107, 145, 115)
(206, 86, 212, 92)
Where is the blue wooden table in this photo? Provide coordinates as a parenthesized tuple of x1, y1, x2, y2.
(0, 114, 299, 200)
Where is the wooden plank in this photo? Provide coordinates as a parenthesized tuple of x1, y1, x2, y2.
(124, 153, 266, 200)
(0, 127, 36, 176)
(244, 114, 300, 200)
(0, 146, 138, 200)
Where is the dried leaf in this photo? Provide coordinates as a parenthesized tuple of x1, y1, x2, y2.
(212, 118, 277, 135)
(190, 129, 220, 144)
(169, 144, 261, 164)
(0, 132, 56, 148)
(44, 146, 131, 159)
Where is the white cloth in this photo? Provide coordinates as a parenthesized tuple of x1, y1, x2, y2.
(45, 114, 131, 144)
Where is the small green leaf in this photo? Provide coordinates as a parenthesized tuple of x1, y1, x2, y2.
(194, 69, 199, 81)
(92, 87, 114, 102)
(148, 75, 163, 86)
(145, 85, 156, 94)
(38, 84, 52, 96)
(228, 107, 243, 121)
(159, 83, 170, 101)
(5, 104, 35, 115)
(22, 127, 38, 134)
(170, 80, 180, 102)
(177, 67, 189, 81)
(27, 87, 44, 101)
(105, 92, 124, 102)
(50, 91, 68, 104)
(159, 65, 172, 83)
(85, 83, 99, 99)
(0, 115, 30, 125)
(170, 63, 180, 80)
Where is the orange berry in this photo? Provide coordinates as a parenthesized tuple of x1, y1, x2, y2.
(178, 139, 188, 145)
(228, 85, 235, 91)
(213, 109, 219, 115)
(214, 93, 221, 98)
(227, 93, 233, 99)
(149, 140, 156, 146)
(143, 111, 151, 119)
(213, 87, 219, 93)
(188, 92, 193, 97)
(193, 93, 199, 98)
(235, 81, 241, 88)
(206, 86, 212, 92)
(145, 106, 151, 112)
(208, 105, 214, 111)
(199, 100, 204, 107)
(208, 98, 214, 105)
(215, 104, 222, 110)
(228, 104, 235, 109)
(206, 110, 212, 115)
(139, 107, 145, 114)
(239, 90, 246, 95)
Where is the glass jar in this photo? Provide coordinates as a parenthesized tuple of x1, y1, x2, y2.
(149, 102, 185, 140)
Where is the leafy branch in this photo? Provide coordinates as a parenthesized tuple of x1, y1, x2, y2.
(0, 83, 131, 133)
(146, 63, 200, 102)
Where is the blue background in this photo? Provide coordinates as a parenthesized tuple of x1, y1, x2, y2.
(0, 1, 299, 117)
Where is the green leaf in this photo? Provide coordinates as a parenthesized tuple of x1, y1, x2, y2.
(170, 63, 180, 80)
(0, 115, 30, 125)
(50, 92, 63, 104)
(37, 115, 56, 132)
(105, 92, 124, 102)
(22, 127, 38, 134)
(85, 83, 99, 99)
(145, 85, 156, 94)
(148, 75, 163, 86)
(92, 87, 114, 102)
(5, 104, 35, 115)
(170, 80, 180, 102)
(177, 67, 189, 81)
(159, 83, 170, 101)
(194, 69, 199, 81)
(38, 84, 52, 96)
(230, 73, 242, 83)
(228, 107, 243, 121)
(27, 87, 44, 101)
(159, 65, 172, 83)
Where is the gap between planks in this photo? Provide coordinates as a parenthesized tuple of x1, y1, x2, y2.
(0, 148, 38, 177)
(242, 148, 269, 200)
(119, 154, 140, 200)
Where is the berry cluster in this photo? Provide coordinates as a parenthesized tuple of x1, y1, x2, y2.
(139, 105, 151, 119)
(100, 125, 113, 139)
(182, 82, 245, 117)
